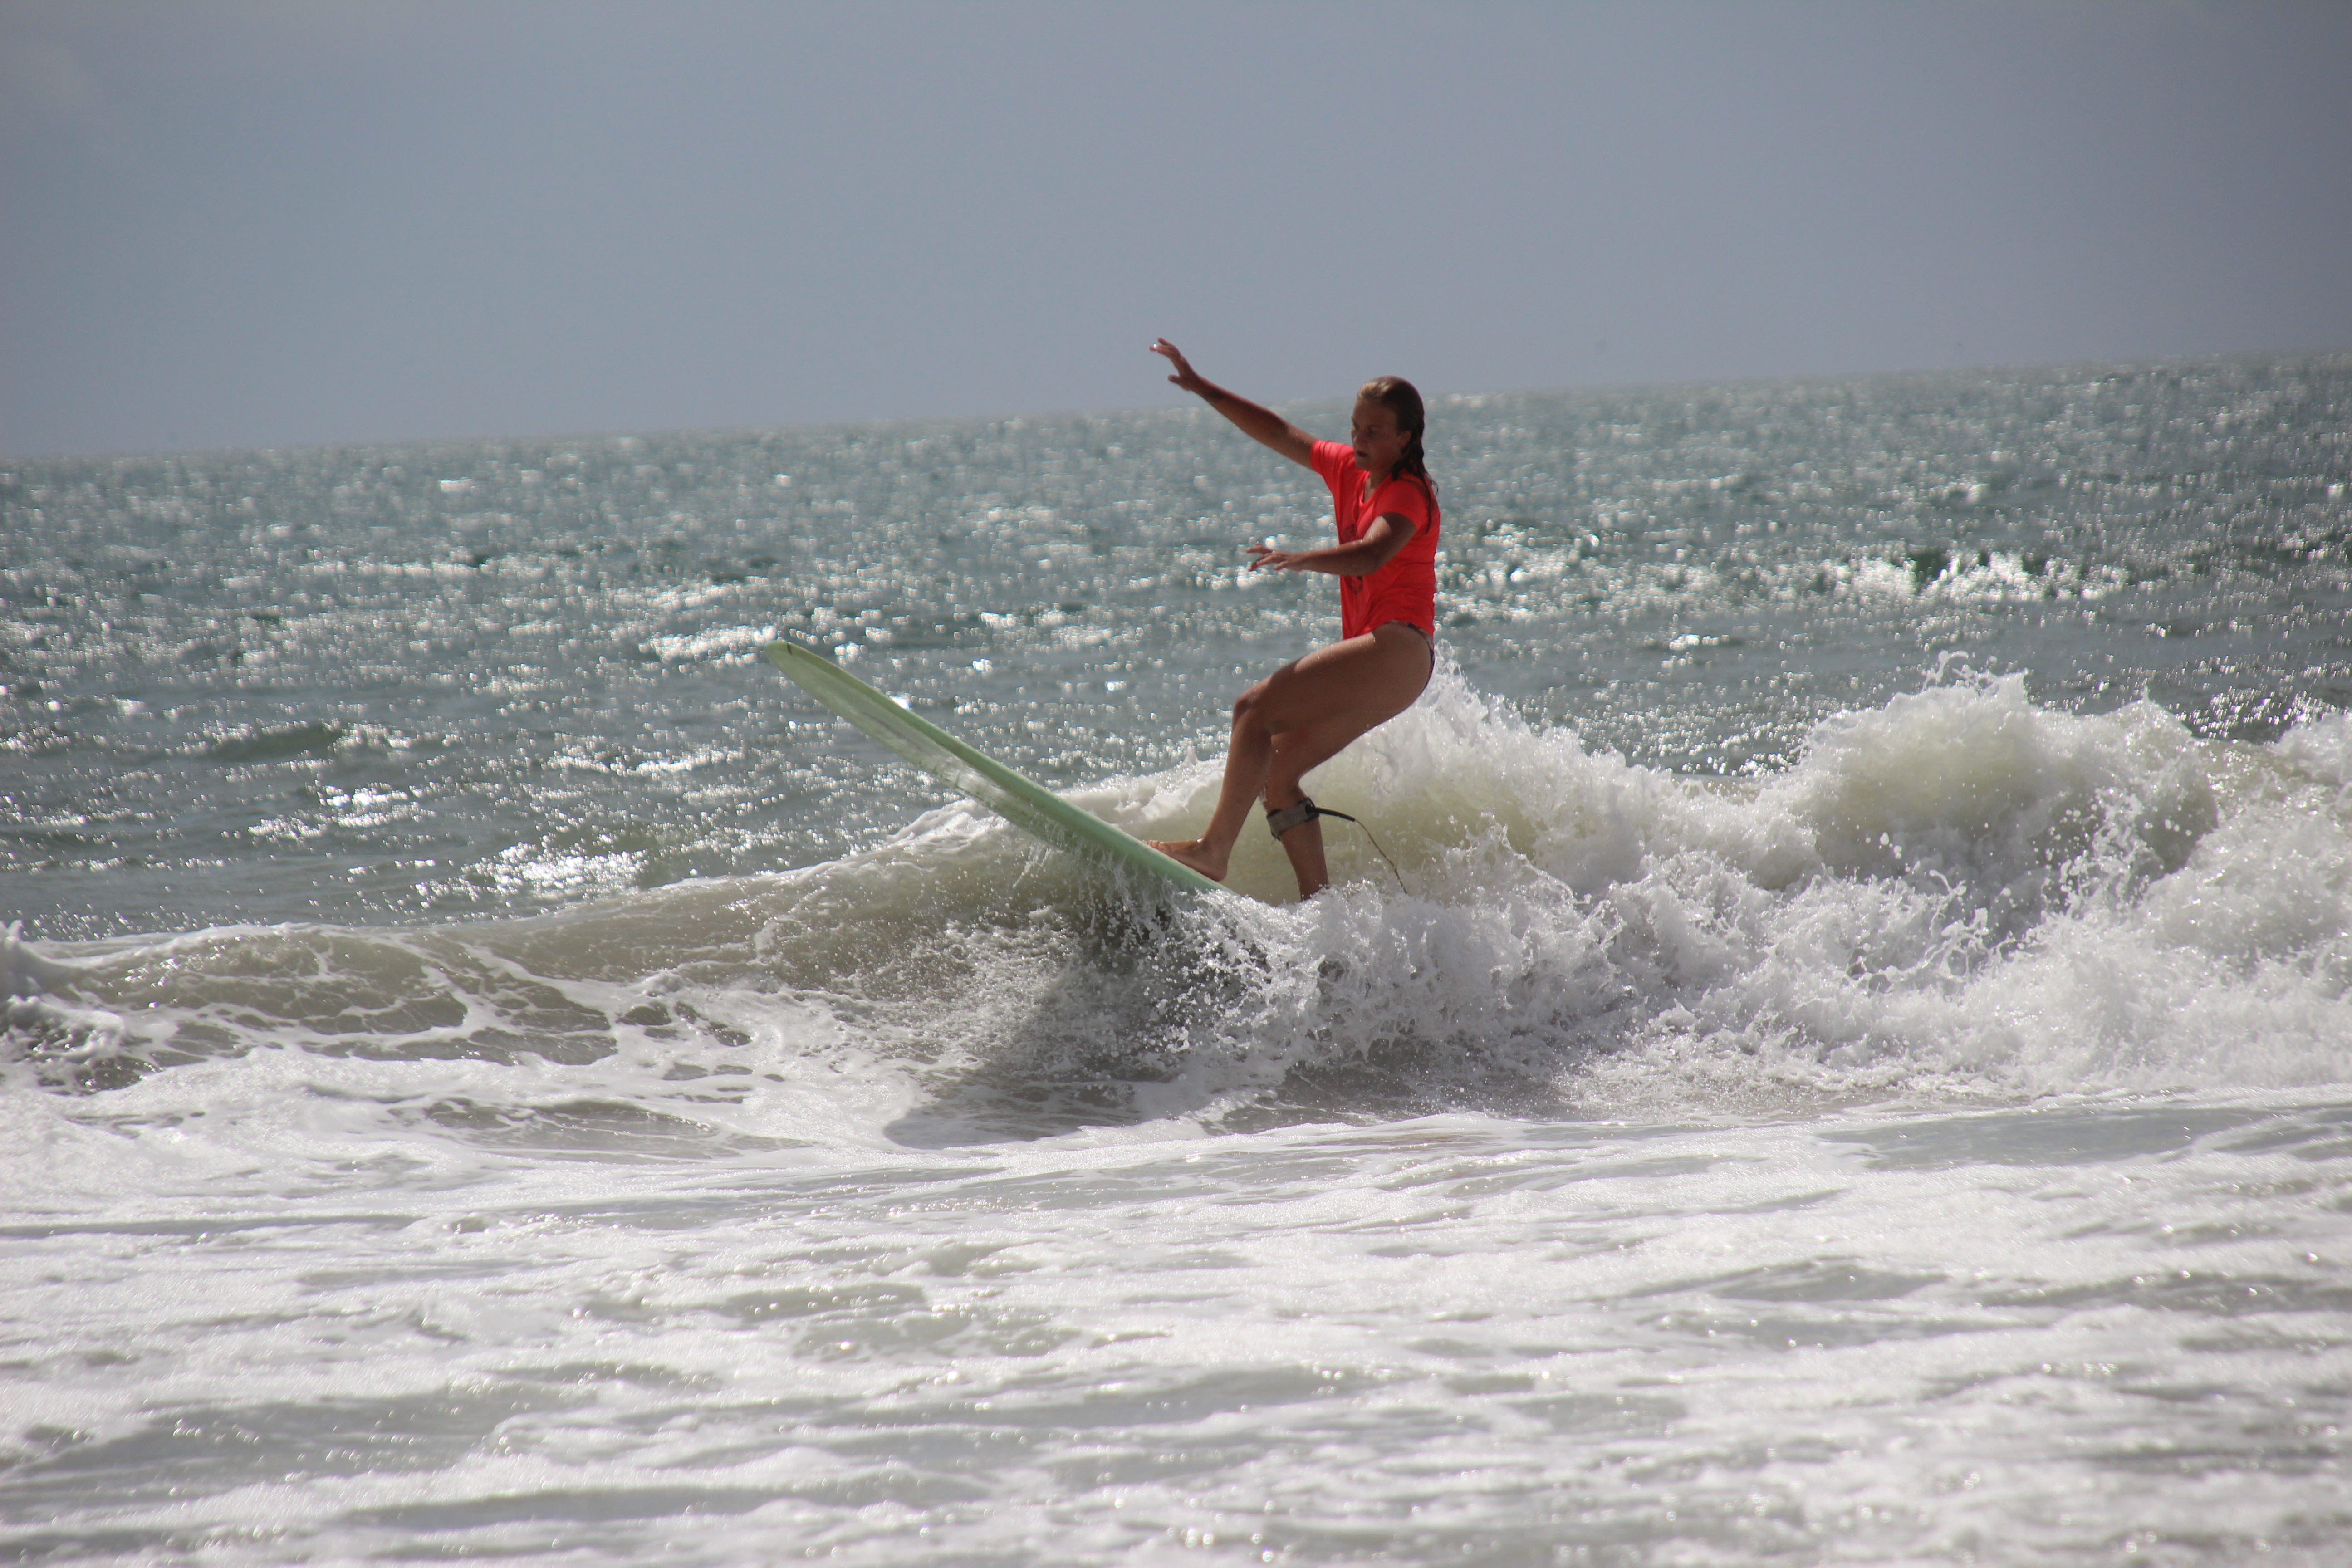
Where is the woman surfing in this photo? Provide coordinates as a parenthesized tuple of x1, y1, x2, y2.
(1144, 338, 1440, 898)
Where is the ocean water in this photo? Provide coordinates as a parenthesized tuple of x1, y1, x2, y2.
(4, 353, 2350, 1564)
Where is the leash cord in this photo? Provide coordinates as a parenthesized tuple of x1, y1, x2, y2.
(1308, 806, 1409, 898)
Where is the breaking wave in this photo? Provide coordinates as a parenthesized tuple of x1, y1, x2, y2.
(6, 668, 2347, 1153)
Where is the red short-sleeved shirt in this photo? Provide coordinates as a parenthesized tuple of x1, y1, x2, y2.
(1309, 439, 1440, 640)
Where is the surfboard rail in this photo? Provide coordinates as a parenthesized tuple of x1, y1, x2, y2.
(762, 638, 1225, 895)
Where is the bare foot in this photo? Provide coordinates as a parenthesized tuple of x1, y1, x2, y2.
(1145, 838, 1227, 882)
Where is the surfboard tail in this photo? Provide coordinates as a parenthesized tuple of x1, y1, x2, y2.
(762, 639, 1224, 895)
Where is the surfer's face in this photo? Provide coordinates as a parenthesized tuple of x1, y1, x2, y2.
(1350, 397, 1409, 479)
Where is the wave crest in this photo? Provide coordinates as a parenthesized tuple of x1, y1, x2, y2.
(5, 676, 2347, 1144)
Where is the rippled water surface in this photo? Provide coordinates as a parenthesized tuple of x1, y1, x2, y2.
(4, 354, 2350, 1563)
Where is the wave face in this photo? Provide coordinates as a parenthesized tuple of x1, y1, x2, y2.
(6, 667, 2345, 1140)
(5, 353, 2348, 943)
(3, 355, 2350, 1565)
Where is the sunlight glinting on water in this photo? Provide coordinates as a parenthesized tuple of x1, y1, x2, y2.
(3, 353, 2350, 1564)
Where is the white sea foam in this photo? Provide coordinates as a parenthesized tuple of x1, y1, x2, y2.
(10, 675, 2342, 1142)
(6, 362, 2350, 1563)
(2274, 708, 2352, 794)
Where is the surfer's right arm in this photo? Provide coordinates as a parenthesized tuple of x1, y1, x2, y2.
(1151, 339, 1316, 470)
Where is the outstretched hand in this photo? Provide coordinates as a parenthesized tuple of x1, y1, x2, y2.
(1246, 542, 1303, 573)
(1151, 338, 1210, 396)
(1151, 337, 1315, 471)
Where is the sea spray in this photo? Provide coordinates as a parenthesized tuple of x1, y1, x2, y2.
(5, 356, 2349, 1565)
(10, 672, 2345, 1134)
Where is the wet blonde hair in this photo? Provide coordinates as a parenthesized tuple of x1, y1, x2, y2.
(1360, 375, 1434, 500)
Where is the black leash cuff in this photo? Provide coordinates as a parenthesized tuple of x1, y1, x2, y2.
(1264, 795, 1409, 896)
(1265, 795, 1359, 839)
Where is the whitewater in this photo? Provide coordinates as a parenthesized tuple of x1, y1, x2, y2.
(3, 354, 2348, 1563)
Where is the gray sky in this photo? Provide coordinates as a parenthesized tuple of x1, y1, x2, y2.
(4, 0, 2347, 458)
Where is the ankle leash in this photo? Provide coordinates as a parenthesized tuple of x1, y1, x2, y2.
(1264, 796, 1409, 895)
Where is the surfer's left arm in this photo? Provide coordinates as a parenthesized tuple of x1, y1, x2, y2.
(1247, 512, 1416, 577)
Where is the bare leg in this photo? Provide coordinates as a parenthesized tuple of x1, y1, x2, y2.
(1259, 717, 1373, 895)
(1150, 623, 1431, 893)
(1274, 815, 1328, 896)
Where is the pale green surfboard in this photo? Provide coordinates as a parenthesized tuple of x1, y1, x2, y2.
(762, 639, 1223, 895)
